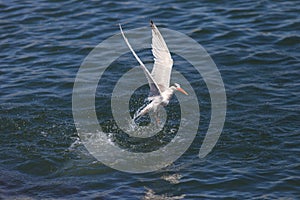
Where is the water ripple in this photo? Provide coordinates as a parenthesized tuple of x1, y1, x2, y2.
(0, 0, 299, 199)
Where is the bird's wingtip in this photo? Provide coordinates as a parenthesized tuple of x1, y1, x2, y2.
(119, 23, 123, 32)
(150, 20, 154, 27)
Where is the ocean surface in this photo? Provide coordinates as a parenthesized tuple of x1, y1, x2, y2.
(1, 0, 299, 199)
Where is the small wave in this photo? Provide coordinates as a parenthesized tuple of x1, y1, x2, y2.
(142, 187, 185, 200)
(276, 35, 300, 46)
(161, 173, 182, 184)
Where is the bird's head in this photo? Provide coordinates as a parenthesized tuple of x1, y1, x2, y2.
(171, 83, 188, 95)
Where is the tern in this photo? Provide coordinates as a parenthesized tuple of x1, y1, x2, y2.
(119, 21, 188, 123)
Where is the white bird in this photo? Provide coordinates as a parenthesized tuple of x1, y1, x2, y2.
(119, 21, 188, 123)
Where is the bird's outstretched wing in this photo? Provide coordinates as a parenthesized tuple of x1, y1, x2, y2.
(150, 20, 174, 92)
(119, 24, 162, 97)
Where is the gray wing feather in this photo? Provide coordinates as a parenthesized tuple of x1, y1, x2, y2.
(119, 24, 162, 97)
(150, 21, 173, 92)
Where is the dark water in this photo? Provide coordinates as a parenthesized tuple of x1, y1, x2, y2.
(1, 0, 299, 199)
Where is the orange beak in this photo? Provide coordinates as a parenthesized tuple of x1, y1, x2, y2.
(177, 87, 188, 95)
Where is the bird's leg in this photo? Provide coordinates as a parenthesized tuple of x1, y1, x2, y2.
(154, 111, 160, 126)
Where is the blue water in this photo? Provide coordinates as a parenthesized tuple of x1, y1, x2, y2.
(1, 0, 299, 199)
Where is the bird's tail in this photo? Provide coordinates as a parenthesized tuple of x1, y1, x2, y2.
(133, 102, 152, 121)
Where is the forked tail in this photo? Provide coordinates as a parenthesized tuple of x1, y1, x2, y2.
(133, 101, 153, 121)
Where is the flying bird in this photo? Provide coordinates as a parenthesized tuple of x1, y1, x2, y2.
(119, 21, 188, 123)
